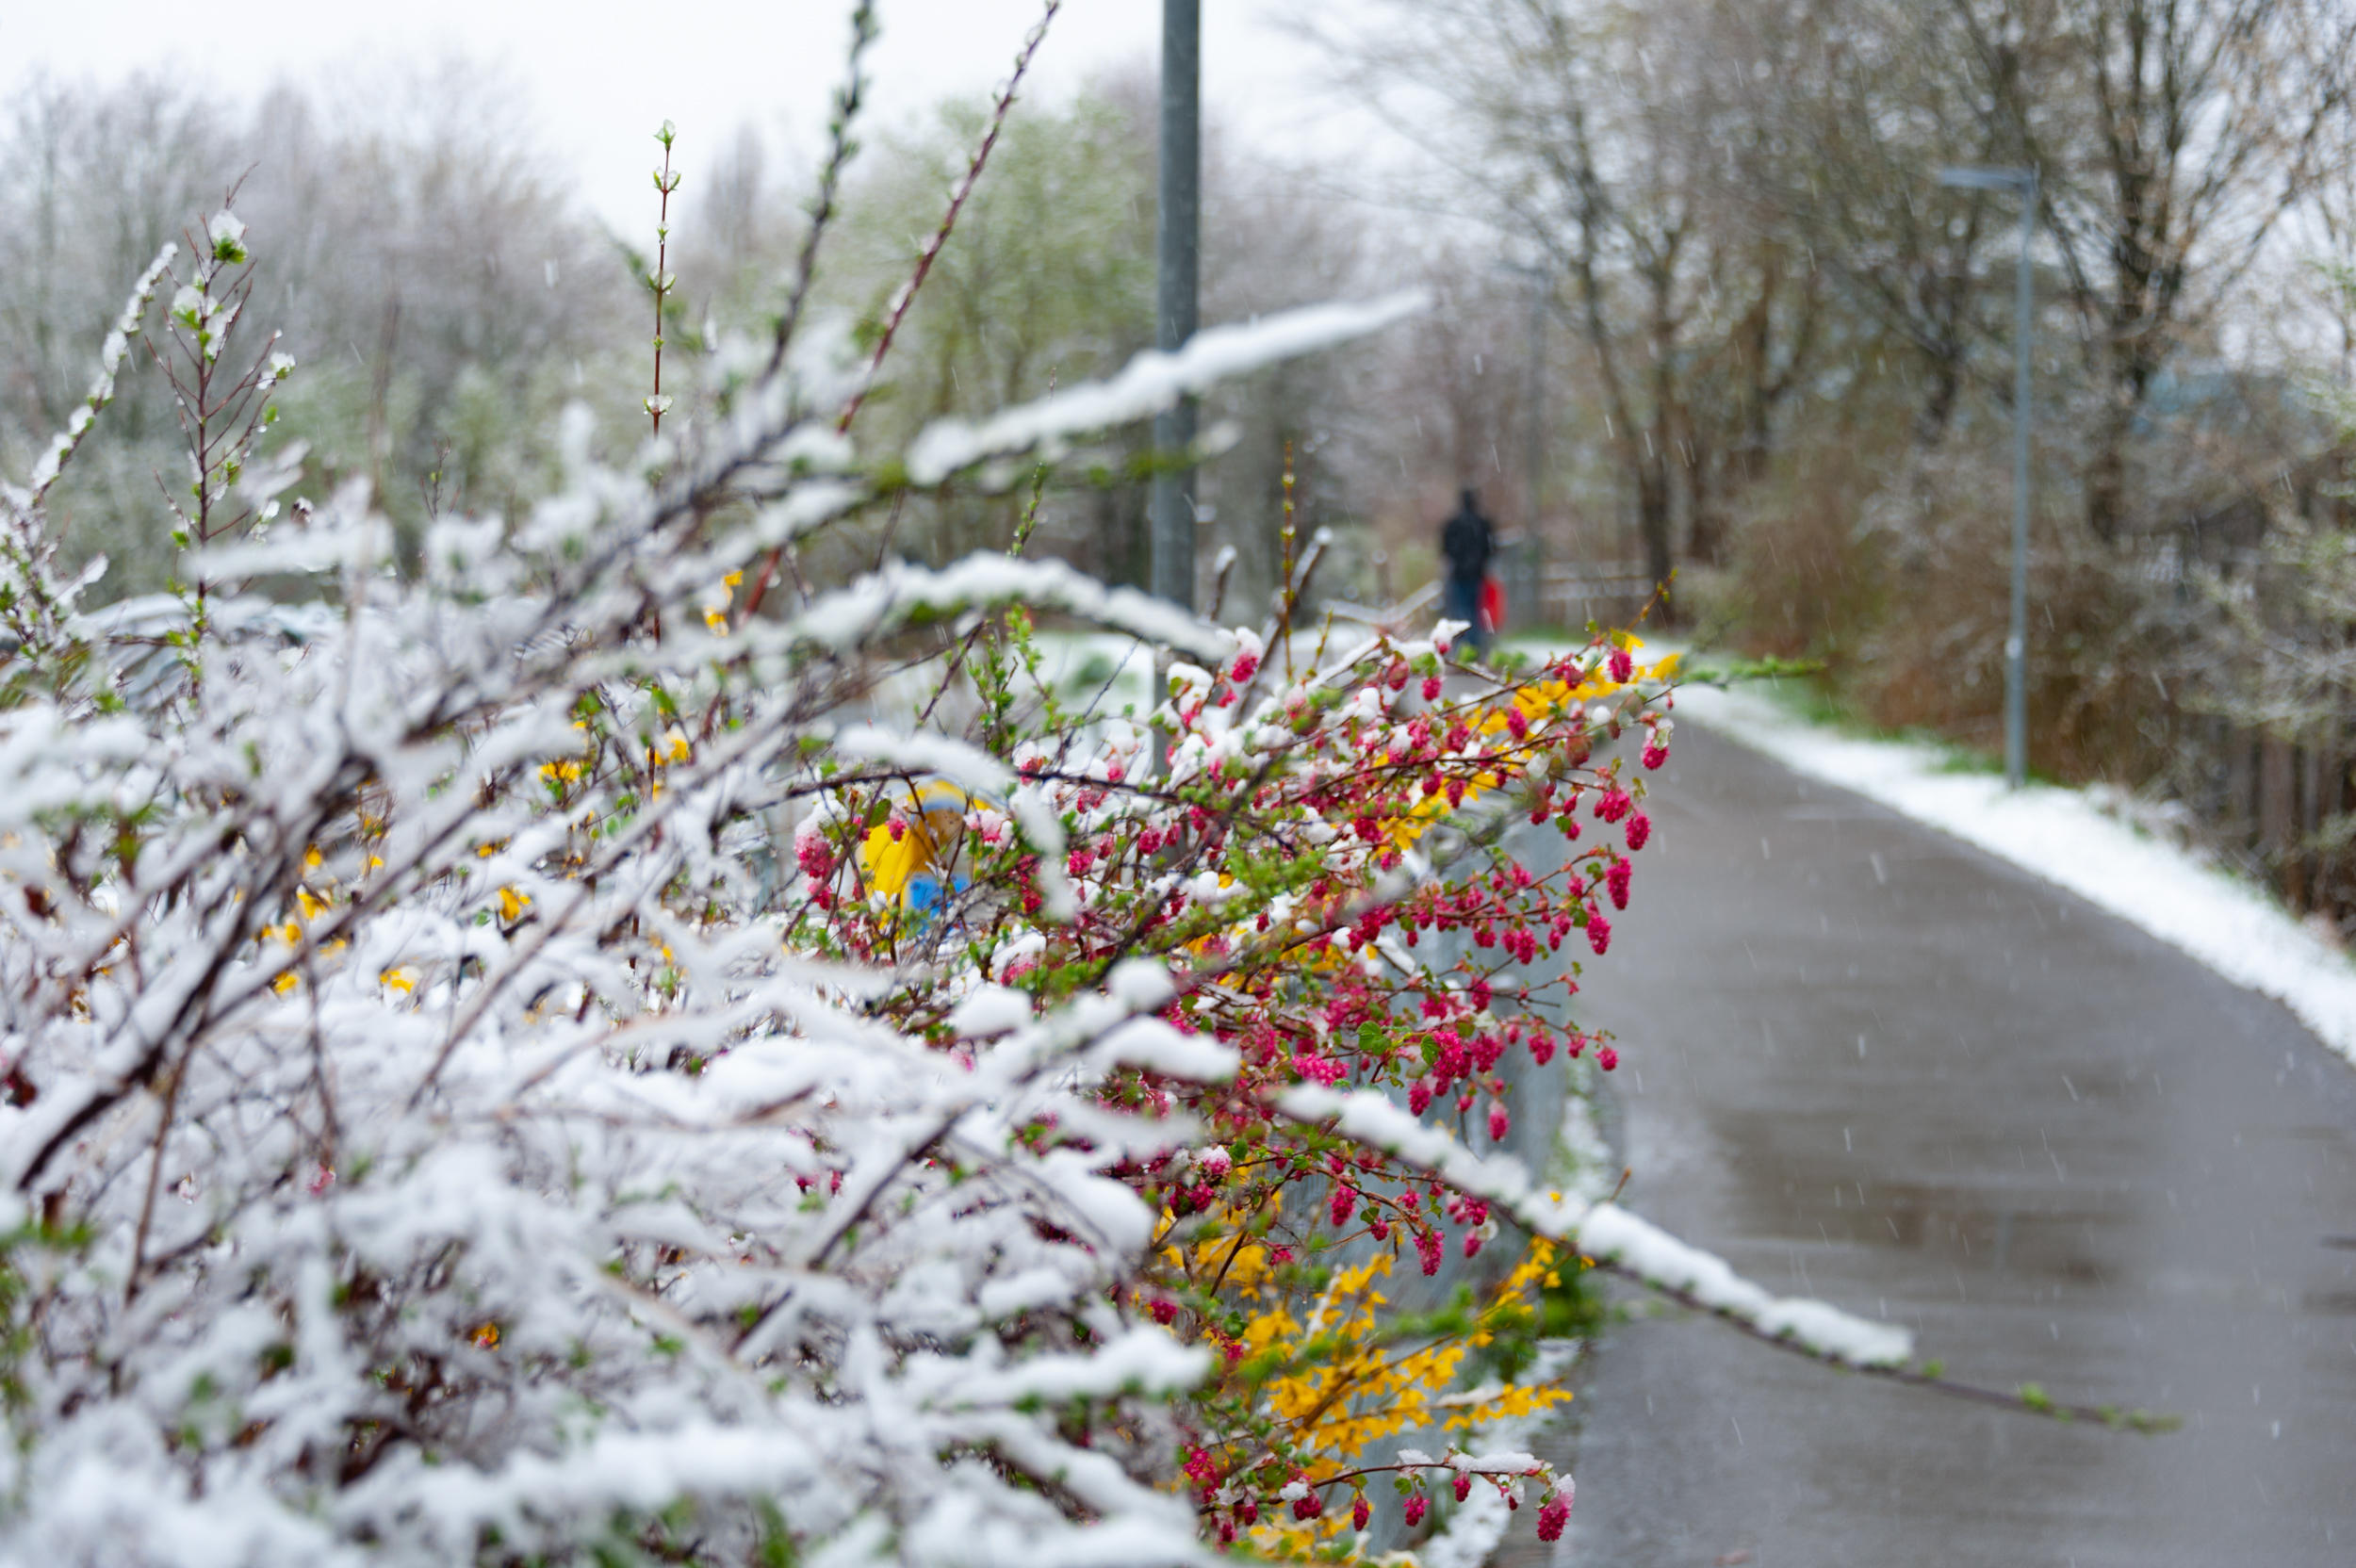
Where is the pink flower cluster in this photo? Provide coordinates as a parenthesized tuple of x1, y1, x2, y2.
(792, 621, 1661, 1552)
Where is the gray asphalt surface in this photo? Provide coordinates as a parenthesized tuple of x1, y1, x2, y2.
(1493, 722, 2356, 1568)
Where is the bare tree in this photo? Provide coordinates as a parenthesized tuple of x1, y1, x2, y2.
(1957, 0, 2356, 541)
(1306, 0, 1827, 607)
(1705, 0, 2016, 445)
(0, 66, 632, 596)
(0, 78, 240, 580)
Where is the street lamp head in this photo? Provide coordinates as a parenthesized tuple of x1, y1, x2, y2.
(1939, 165, 2037, 193)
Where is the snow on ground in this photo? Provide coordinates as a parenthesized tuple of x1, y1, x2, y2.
(1410, 1337, 1581, 1568)
(1672, 678, 2356, 1072)
(1409, 1074, 1616, 1568)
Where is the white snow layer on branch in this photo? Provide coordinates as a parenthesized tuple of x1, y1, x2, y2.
(0, 527, 1255, 1568)
(1278, 1086, 1913, 1368)
(786, 551, 1234, 667)
(25, 242, 176, 501)
(904, 292, 1428, 483)
(835, 723, 1014, 793)
(0, 222, 1451, 1562)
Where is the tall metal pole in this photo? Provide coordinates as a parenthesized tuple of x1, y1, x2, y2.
(1939, 163, 2036, 790)
(1151, 0, 1201, 609)
(2004, 175, 2037, 792)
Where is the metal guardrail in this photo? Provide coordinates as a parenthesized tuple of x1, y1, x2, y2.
(1326, 564, 1659, 637)
(1540, 561, 1652, 581)
(1539, 564, 1655, 629)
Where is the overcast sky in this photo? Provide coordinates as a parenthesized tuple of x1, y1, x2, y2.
(3, 1, 1411, 231)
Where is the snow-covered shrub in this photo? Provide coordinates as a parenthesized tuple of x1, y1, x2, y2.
(0, 153, 1912, 1568)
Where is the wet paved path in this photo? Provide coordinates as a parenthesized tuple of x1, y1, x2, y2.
(1496, 724, 2356, 1568)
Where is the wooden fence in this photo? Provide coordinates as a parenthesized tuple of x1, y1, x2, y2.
(1327, 562, 1661, 638)
(2182, 717, 2356, 925)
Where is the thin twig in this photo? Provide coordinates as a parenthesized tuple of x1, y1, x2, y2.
(831, 1, 1062, 439)
(741, 0, 1062, 626)
(1616, 1264, 2177, 1431)
(764, 0, 880, 383)
(647, 122, 680, 439)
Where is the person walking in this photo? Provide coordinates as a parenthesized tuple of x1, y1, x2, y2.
(1440, 487, 1496, 657)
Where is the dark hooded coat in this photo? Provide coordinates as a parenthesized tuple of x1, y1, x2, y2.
(1441, 490, 1494, 583)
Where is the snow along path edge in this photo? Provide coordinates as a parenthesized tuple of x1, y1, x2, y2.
(1408, 1341, 1580, 1568)
(1406, 1079, 1618, 1568)
(1673, 679, 2356, 1072)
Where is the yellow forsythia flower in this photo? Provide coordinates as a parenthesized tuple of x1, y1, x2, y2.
(704, 570, 744, 635)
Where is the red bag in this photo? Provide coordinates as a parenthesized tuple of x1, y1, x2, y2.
(1480, 577, 1505, 634)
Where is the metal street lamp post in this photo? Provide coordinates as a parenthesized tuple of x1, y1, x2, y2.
(1151, 0, 1201, 609)
(1939, 163, 2037, 791)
